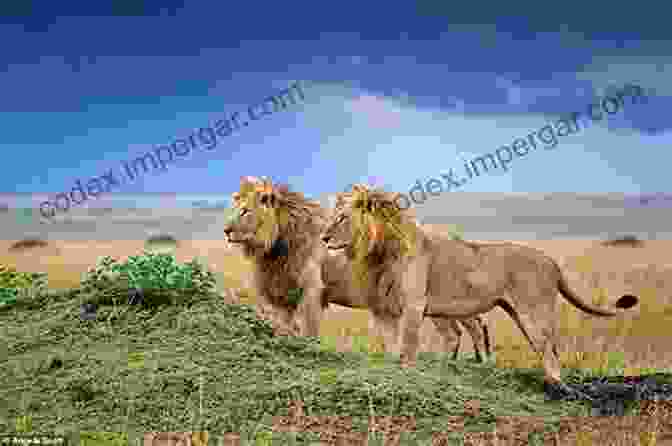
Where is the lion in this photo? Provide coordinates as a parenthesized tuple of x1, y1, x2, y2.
(320, 222, 492, 362)
(320, 184, 639, 398)
(223, 176, 329, 337)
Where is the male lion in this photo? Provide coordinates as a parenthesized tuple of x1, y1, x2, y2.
(321, 184, 639, 398)
(223, 176, 328, 337)
(320, 223, 492, 362)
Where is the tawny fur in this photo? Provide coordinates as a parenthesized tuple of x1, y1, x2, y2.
(321, 221, 492, 362)
(223, 178, 329, 337)
(322, 184, 638, 388)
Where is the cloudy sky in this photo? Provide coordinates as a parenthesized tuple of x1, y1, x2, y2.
(2, 0, 670, 209)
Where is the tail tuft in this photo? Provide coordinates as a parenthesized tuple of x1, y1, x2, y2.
(615, 294, 639, 309)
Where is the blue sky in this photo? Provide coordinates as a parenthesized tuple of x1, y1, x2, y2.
(2, 1, 670, 208)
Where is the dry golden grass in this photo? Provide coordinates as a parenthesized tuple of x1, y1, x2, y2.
(2, 234, 671, 375)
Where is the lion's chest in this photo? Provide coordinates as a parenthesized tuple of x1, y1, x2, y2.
(260, 268, 300, 306)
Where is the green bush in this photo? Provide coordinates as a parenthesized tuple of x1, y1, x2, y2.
(0, 265, 48, 307)
(79, 251, 217, 306)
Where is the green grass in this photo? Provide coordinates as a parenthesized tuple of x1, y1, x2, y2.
(0, 279, 598, 445)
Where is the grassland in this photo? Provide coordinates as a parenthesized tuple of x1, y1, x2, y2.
(1, 234, 671, 445)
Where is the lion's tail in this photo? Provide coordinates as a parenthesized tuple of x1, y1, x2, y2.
(556, 266, 638, 316)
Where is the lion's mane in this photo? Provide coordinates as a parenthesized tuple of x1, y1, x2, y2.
(229, 177, 329, 318)
(336, 184, 426, 288)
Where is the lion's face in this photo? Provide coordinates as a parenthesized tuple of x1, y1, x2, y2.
(321, 196, 382, 256)
(321, 186, 418, 262)
(321, 202, 353, 251)
(223, 189, 282, 252)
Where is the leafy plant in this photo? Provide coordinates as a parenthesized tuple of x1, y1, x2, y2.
(79, 252, 217, 306)
(15, 414, 32, 433)
(0, 288, 18, 307)
(0, 265, 48, 307)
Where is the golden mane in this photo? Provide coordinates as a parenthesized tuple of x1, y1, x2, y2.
(336, 183, 422, 286)
(224, 176, 329, 337)
(231, 176, 328, 261)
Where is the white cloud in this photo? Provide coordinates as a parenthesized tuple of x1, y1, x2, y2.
(317, 83, 671, 194)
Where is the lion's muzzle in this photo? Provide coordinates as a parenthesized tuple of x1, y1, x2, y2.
(321, 235, 347, 250)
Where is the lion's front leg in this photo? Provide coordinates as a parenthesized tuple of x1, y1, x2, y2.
(371, 311, 402, 356)
(398, 303, 425, 366)
(297, 261, 325, 338)
(396, 259, 430, 366)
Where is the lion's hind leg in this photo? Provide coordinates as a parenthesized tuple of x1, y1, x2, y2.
(431, 317, 463, 360)
(495, 298, 590, 399)
(459, 315, 492, 362)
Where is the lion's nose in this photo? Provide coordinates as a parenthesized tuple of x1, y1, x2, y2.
(321, 235, 331, 244)
(223, 227, 233, 236)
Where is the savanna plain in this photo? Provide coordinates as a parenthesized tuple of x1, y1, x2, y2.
(1, 204, 672, 445)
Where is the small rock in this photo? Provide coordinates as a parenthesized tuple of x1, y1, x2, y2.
(127, 288, 144, 305)
(79, 303, 97, 321)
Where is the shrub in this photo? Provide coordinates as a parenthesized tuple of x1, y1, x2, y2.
(601, 234, 644, 247)
(0, 265, 48, 307)
(79, 251, 217, 307)
(145, 233, 178, 246)
(9, 238, 49, 251)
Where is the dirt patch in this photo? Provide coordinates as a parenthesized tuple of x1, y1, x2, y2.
(267, 398, 671, 445)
